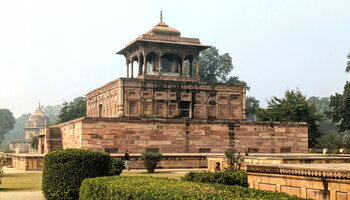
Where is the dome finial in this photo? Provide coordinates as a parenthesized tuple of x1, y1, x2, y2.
(160, 10, 163, 22)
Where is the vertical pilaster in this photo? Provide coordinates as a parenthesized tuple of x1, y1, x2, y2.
(196, 57, 199, 77)
(126, 60, 129, 78)
(158, 52, 162, 75)
(143, 52, 147, 75)
(138, 55, 142, 76)
(189, 59, 193, 77)
(117, 80, 124, 117)
(181, 56, 185, 77)
(242, 87, 246, 119)
(131, 60, 134, 78)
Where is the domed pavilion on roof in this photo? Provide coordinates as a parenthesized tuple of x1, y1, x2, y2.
(39, 14, 308, 156)
(25, 104, 50, 139)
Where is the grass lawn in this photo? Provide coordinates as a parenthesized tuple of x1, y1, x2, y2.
(0, 170, 184, 192)
(0, 172, 42, 192)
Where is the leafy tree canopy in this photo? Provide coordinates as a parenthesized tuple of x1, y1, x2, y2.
(42, 104, 62, 124)
(316, 131, 350, 149)
(307, 96, 337, 134)
(327, 81, 350, 132)
(257, 90, 323, 147)
(1, 113, 30, 148)
(0, 109, 16, 145)
(246, 96, 260, 121)
(346, 53, 350, 72)
(199, 47, 248, 88)
(56, 97, 86, 124)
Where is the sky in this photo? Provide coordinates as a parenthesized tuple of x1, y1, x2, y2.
(0, 0, 349, 117)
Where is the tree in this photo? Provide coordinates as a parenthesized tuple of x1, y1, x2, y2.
(316, 131, 350, 149)
(0, 109, 16, 145)
(42, 104, 62, 124)
(199, 47, 259, 121)
(199, 47, 247, 87)
(307, 96, 337, 134)
(226, 76, 249, 89)
(257, 90, 323, 148)
(1, 113, 30, 148)
(327, 81, 350, 132)
(56, 97, 86, 124)
(346, 53, 350, 72)
(140, 151, 162, 173)
(246, 96, 260, 121)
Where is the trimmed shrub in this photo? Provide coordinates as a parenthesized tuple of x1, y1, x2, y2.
(79, 176, 307, 200)
(182, 170, 248, 187)
(108, 157, 124, 176)
(140, 151, 162, 173)
(42, 149, 111, 200)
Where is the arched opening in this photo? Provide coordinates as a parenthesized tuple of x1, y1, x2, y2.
(146, 52, 159, 74)
(131, 56, 138, 78)
(183, 55, 194, 77)
(161, 53, 181, 75)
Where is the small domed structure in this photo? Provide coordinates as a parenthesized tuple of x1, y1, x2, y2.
(146, 21, 181, 37)
(27, 106, 50, 128)
(25, 104, 50, 139)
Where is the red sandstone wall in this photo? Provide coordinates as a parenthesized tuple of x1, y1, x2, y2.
(80, 120, 230, 153)
(235, 122, 308, 154)
(24, 129, 39, 140)
(44, 118, 308, 154)
(68, 118, 308, 154)
(60, 121, 82, 149)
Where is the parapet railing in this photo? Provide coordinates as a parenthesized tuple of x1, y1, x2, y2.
(246, 164, 350, 179)
(309, 148, 350, 154)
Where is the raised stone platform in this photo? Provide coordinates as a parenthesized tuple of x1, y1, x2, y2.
(244, 153, 350, 165)
(246, 163, 350, 179)
(247, 163, 350, 200)
(2, 153, 222, 171)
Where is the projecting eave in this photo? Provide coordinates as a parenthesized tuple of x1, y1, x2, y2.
(116, 34, 210, 55)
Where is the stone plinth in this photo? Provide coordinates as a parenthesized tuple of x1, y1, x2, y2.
(41, 117, 308, 154)
(6, 154, 44, 171)
(246, 164, 350, 200)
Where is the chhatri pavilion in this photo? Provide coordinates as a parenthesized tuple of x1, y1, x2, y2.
(38, 14, 308, 155)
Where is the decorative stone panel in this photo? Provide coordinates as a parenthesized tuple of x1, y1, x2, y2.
(181, 92, 191, 101)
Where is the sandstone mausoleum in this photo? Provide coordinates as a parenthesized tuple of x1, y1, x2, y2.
(38, 16, 308, 155)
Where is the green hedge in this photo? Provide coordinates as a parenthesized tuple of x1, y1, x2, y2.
(42, 149, 111, 200)
(140, 151, 162, 173)
(79, 176, 306, 200)
(181, 170, 248, 187)
(108, 157, 124, 176)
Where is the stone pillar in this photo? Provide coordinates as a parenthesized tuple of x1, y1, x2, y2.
(189, 59, 193, 77)
(242, 87, 246, 119)
(195, 57, 199, 77)
(126, 60, 129, 78)
(143, 53, 147, 75)
(181, 56, 185, 77)
(117, 80, 124, 116)
(138, 55, 142, 76)
(158, 52, 162, 75)
(131, 60, 134, 78)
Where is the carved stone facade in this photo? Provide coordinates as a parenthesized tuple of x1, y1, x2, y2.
(39, 16, 308, 155)
(86, 78, 246, 120)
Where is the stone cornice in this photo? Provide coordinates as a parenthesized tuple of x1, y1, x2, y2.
(246, 164, 350, 179)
